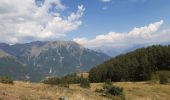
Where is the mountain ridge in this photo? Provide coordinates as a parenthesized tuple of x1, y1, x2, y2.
(0, 40, 110, 82)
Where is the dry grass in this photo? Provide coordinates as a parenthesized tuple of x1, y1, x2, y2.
(0, 81, 170, 100)
(0, 81, 108, 100)
(88, 82, 170, 100)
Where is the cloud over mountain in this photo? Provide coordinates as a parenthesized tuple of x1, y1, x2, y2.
(74, 20, 170, 56)
(0, 0, 85, 44)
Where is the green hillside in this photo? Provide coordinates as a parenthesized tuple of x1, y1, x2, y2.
(89, 45, 170, 83)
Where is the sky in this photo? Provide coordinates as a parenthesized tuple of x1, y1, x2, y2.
(0, 0, 170, 55)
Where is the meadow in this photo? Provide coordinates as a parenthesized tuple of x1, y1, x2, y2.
(0, 81, 170, 100)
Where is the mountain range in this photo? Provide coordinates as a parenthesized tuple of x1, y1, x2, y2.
(94, 42, 170, 57)
(0, 41, 110, 82)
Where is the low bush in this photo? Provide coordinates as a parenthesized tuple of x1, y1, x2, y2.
(42, 77, 60, 85)
(41, 73, 83, 85)
(103, 84, 123, 96)
(42, 77, 69, 88)
(0, 76, 14, 84)
(102, 82, 125, 100)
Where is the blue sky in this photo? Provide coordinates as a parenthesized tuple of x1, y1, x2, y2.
(62, 0, 170, 39)
(0, 0, 170, 55)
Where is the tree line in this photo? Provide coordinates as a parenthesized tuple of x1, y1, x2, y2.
(89, 45, 170, 83)
(42, 73, 90, 88)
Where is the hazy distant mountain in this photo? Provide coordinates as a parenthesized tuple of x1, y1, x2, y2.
(0, 41, 110, 82)
(94, 42, 170, 57)
(93, 45, 142, 57)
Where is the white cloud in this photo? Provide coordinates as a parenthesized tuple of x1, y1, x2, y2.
(129, 20, 163, 36)
(129, 0, 147, 3)
(101, 0, 111, 3)
(0, 0, 85, 43)
(74, 20, 169, 49)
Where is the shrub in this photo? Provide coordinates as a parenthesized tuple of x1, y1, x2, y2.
(42, 77, 70, 88)
(80, 78, 90, 88)
(107, 85, 123, 96)
(103, 84, 123, 96)
(93, 81, 125, 99)
(42, 77, 60, 85)
(0, 76, 14, 84)
(102, 82, 125, 100)
(42, 73, 84, 85)
(159, 73, 169, 84)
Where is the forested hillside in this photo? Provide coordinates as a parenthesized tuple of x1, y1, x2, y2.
(89, 45, 170, 83)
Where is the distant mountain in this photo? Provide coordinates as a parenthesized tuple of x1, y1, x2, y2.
(0, 41, 110, 82)
(93, 42, 170, 57)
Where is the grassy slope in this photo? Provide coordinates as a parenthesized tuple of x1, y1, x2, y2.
(0, 81, 170, 100)
(113, 82, 170, 100)
(0, 81, 108, 100)
(71, 82, 170, 100)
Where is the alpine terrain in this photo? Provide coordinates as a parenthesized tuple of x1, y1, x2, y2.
(0, 41, 110, 82)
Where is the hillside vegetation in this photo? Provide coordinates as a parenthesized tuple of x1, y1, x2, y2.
(0, 81, 170, 100)
(89, 45, 170, 83)
(0, 44, 170, 100)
